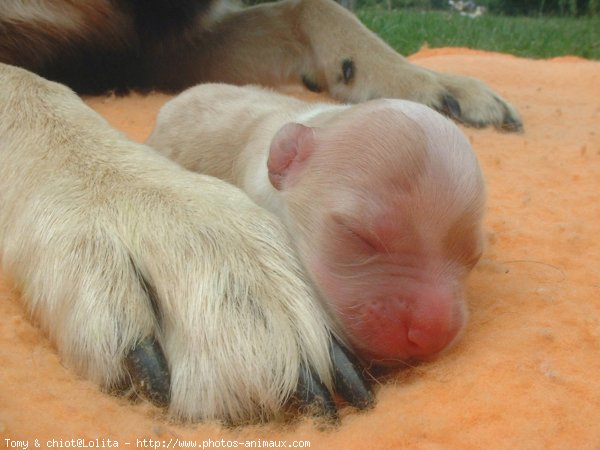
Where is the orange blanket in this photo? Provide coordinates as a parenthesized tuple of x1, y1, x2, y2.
(1, 48, 599, 449)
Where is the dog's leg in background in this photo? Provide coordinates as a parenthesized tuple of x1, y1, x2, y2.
(0, 63, 371, 423)
(0, 0, 521, 129)
(179, 0, 521, 130)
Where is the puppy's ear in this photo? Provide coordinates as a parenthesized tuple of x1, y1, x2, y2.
(267, 123, 315, 190)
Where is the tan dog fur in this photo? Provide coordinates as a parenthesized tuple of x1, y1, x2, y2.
(0, 0, 521, 129)
(0, 64, 334, 423)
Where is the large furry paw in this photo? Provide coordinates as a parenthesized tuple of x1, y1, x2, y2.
(433, 71, 523, 132)
(0, 62, 372, 423)
(325, 57, 522, 131)
(142, 176, 374, 422)
(4, 165, 373, 423)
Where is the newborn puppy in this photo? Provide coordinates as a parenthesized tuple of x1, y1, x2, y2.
(147, 84, 486, 366)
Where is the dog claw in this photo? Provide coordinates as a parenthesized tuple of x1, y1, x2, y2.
(296, 364, 338, 420)
(293, 337, 373, 420)
(331, 338, 374, 410)
(501, 116, 523, 132)
(440, 94, 462, 120)
(500, 111, 523, 132)
(124, 337, 171, 407)
(492, 96, 523, 132)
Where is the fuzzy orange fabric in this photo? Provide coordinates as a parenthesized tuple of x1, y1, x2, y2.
(1, 48, 599, 449)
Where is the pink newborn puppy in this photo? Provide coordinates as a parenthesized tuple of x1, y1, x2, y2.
(147, 84, 486, 366)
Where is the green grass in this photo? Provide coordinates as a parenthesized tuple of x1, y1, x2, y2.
(356, 9, 600, 59)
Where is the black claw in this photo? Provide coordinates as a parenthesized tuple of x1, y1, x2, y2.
(341, 58, 355, 84)
(330, 338, 375, 410)
(124, 337, 171, 407)
(296, 364, 338, 421)
(493, 96, 523, 132)
(301, 74, 323, 93)
(500, 112, 524, 132)
(501, 116, 523, 132)
(440, 94, 462, 120)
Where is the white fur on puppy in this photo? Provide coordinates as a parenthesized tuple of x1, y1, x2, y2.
(148, 84, 486, 366)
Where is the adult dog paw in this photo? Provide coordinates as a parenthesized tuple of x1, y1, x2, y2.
(434, 72, 523, 131)
(0, 62, 372, 424)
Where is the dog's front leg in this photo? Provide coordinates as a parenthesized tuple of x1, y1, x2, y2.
(190, 0, 521, 130)
(0, 63, 372, 423)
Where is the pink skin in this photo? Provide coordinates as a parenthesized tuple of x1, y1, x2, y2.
(268, 100, 485, 366)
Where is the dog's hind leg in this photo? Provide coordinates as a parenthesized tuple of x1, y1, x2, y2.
(181, 0, 521, 130)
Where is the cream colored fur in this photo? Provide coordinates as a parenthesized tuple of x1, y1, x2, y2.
(147, 83, 483, 230)
(147, 84, 485, 362)
(0, 64, 333, 423)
